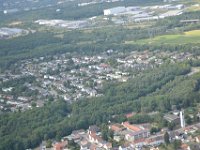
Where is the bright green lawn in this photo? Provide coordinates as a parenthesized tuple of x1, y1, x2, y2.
(126, 30, 200, 45)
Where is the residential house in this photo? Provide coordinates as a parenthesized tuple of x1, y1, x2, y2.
(88, 130, 112, 149)
(54, 141, 68, 150)
(122, 122, 150, 141)
(181, 143, 191, 150)
(195, 136, 200, 143)
(131, 138, 146, 148)
(145, 134, 164, 146)
(109, 123, 125, 133)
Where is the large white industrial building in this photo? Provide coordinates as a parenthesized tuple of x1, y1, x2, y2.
(104, 7, 126, 16)
(159, 10, 183, 18)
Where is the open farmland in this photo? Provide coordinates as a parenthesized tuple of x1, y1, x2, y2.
(126, 30, 200, 45)
(185, 30, 200, 36)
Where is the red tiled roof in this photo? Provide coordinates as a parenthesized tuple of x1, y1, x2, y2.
(145, 135, 163, 144)
(105, 142, 112, 148)
(54, 141, 68, 150)
(90, 144, 97, 150)
(110, 124, 124, 132)
(122, 122, 141, 132)
(99, 63, 109, 68)
(132, 138, 145, 144)
(181, 143, 189, 150)
(89, 132, 103, 143)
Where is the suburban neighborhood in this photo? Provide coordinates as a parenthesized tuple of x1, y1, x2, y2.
(0, 50, 195, 113)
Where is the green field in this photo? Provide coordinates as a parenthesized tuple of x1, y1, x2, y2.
(126, 30, 200, 45)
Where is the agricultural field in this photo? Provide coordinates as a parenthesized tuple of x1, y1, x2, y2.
(126, 30, 200, 45)
(185, 29, 200, 36)
(187, 4, 200, 12)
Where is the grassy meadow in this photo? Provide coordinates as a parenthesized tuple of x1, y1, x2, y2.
(126, 30, 200, 45)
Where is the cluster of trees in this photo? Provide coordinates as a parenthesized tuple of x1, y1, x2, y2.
(0, 76, 35, 88)
(128, 114, 152, 124)
(101, 124, 114, 141)
(0, 101, 71, 149)
(139, 71, 200, 113)
(67, 140, 80, 150)
(0, 76, 38, 97)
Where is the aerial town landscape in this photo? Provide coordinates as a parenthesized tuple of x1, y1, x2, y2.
(0, 50, 195, 112)
(0, 0, 200, 149)
(1, 46, 200, 150)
